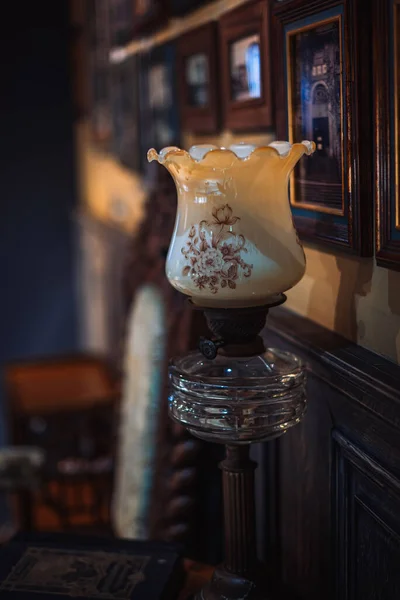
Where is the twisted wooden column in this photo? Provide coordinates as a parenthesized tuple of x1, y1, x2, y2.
(163, 422, 201, 543)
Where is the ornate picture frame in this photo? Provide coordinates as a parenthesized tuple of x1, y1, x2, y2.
(219, 0, 273, 131)
(177, 22, 220, 134)
(272, 0, 373, 255)
(374, 0, 400, 269)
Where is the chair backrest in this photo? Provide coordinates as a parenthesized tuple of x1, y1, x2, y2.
(4, 355, 119, 532)
(112, 283, 166, 539)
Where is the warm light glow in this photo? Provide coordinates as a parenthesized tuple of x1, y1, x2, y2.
(148, 141, 316, 308)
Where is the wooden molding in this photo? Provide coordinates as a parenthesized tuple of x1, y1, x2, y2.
(263, 306, 400, 598)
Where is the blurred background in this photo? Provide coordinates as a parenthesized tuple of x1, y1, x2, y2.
(0, 0, 276, 565)
(2, 0, 399, 570)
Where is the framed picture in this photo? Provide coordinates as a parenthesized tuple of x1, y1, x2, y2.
(132, 0, 167, 36)
(273, 0, 373, 255)
(177, 22, 219, 133)
(219, 0, 273, 131)
(374, 0, 400, 269)
(110, 55, 140, 172)
(139, 43, 180, 181)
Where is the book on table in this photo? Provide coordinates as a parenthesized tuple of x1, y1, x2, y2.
(0, 531, 184, 599)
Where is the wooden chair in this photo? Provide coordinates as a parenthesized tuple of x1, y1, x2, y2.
(4, 354, 120, 533)
(0, 446, 44, 533)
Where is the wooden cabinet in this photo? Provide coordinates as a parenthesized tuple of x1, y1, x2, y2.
(263, 309, 400, 600)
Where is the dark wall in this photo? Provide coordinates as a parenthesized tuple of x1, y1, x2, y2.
(0, 1, 79, 362)
(0, 1, 79, 440)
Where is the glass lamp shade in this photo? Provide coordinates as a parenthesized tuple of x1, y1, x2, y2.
(148, 141, 315, 309)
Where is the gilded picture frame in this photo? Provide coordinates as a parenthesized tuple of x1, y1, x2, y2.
(273, 0, 373, 255)
(374, 0, 400, 269)
(286, 14, 344, 217)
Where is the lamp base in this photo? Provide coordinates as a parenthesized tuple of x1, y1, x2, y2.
(169, 300, 306, 600)
(195, 563, 269, 600)
(194, 445, 270, 600)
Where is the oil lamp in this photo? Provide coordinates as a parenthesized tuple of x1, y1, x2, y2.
(148, 141, 315, 600)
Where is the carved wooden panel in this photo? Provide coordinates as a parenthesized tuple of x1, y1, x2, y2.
(263, 308, 400, 600)
(275, 374, 334, 599)
(334, 431, 400, 600)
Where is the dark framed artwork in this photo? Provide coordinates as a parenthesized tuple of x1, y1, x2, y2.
(110, 55, 140, 172)
(374, 0, 400, 269)
(132, 0, 167, 36)
(177, 22, 219, 133)
(139, 43, 180, 181)
(273, 0, 373, 255)
(219, 0, 273, 131)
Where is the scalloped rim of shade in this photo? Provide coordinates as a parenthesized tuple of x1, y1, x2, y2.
(147, 141, 316, 165)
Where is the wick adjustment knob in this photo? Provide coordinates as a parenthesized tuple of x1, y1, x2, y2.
(199, 337, 225, 360)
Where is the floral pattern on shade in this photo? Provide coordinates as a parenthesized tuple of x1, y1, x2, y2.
(181, 204, 253, 294)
